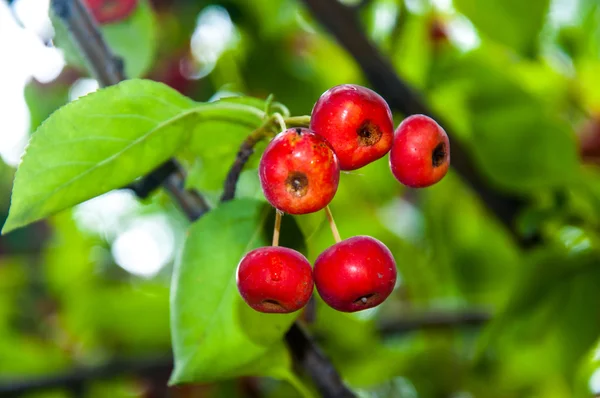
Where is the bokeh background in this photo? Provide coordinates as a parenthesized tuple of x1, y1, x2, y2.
(1, 0, 600, 397)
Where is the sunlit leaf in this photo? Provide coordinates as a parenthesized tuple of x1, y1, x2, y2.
(454, 0, 550, 54)
(3, 80, 265, 234)
(3, 80, 195, 233)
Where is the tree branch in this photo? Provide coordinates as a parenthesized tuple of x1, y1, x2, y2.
(163, 167, 211, 220)
(125, 161, 178, 199)
(221, 122, 274, 203)
(0, 355, 173, 397)
(301, 0, 528, 242)
(52, 1, 353, 396)
(285, 324, 356, 398)
(51, 0, 125, 86)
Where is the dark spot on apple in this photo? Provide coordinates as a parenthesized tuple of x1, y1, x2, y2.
(295, 128, 302, 135)
(357, 120, 382, 147)
(285, 172, 309, 197)
(432, 142, 446, 167)
(354, 293, 376, 305)
(261, 299, 285, 312)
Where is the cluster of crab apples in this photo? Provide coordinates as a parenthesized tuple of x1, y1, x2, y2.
(236, 84, 450, 314)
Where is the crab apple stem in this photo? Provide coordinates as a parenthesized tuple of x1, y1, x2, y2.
(273, 112, 287, 133)
(325, 206, 342, 244)
(284, 115, 311, 127)
(272, 210, 283, 247)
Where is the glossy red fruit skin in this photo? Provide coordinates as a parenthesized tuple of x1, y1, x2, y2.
(236, 246, 314, 314)
(389, 114, 450, 188)
(259, 128, 340, 214)
(313, 236, 397, 313)
(310, 84, 394, 170)
(84, 0, 138, 25)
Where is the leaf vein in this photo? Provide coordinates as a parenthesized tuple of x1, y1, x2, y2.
(26, 109, 196, 209)
(83, 113, 163, 124)
(27, 161, 99, 179)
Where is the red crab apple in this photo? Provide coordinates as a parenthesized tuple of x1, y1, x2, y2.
(236, 246, 314, 314)
(84, 0, 138, 24)
(579, 115, 600, 163)
(313, 236, 397, 312)
(259, 128, 340, 214)
(389, 114, 450, 188)
(310, 84, 394, 170)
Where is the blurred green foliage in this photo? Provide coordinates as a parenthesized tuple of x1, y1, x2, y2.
(1, 0, 600, 397)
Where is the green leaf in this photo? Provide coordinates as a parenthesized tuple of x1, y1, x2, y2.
(52, 0, 157, 78)
(183, 97, 268, 195)
(216, 96, 270, 112)
(454, 0, 550, 54)
(5, 80, 268, 234)
(170, 199, 298, 384)
(185, 122, 266, 194)
(3, 80, 196, 234)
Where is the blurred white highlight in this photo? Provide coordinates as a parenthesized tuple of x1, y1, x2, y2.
(377, 197, 423, 244)
(448, 15, 480, 52)
(0, 0, 64, 166)
(371, 2, 398, 42)
(590, 367, 600, 393)
(111, 214, 175, 278)
(189, 6, 237, 79)
(74, 191, 141, 240)
(69, 78, 99, 101)
(74, 191, 176, 278)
